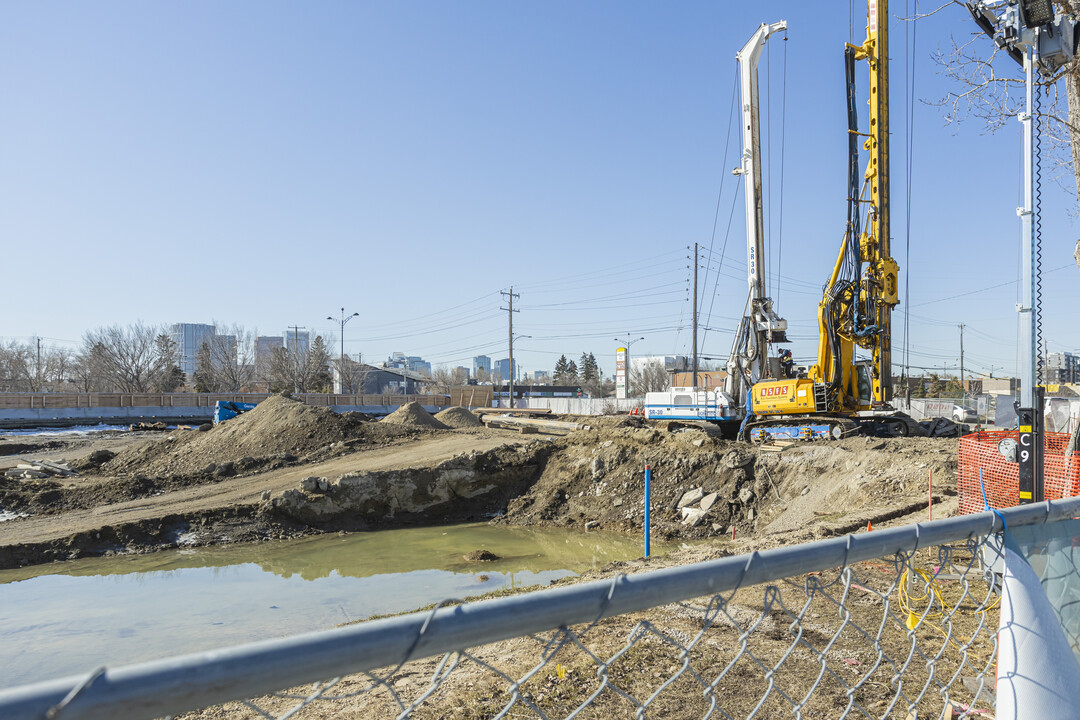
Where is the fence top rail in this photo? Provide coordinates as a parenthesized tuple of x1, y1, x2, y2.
(3, 496, 1077, 720)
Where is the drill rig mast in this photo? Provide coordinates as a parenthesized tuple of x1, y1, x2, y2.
(810, 0, 898, 409)
(724, 20, 790, 407)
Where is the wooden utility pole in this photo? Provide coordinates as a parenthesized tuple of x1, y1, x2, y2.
(958, 323, 965, 401)
(501, 287, 520, 408)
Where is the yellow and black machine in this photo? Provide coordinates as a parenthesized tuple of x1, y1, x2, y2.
(743, 0, 917, 441)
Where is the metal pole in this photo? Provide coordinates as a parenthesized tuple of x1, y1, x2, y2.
(340, 308, 345, 394)
(1019, 45, 1034, 408)
(644, 464, 652, 558)
(692, 243, 699, 389)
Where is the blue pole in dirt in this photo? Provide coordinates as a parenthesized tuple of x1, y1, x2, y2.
(644, 464, 652, 558)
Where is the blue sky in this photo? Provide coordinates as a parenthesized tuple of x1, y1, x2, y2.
(2, 1, 1077, 382)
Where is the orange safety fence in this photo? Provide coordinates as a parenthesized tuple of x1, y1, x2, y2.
(958, 429, 1080, 514)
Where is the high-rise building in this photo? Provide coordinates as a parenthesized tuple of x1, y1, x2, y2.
(283, 329, 310, 355)
(405, 356, 431, 376)
(473, 355, 492, 376)
(169, 323, 216, 375)
(1046, 352, 1080, 384)
(495, 358, 517, 382)
(255, 336, 284, 362)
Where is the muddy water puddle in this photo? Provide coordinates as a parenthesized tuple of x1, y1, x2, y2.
(0, 523, 667, 689)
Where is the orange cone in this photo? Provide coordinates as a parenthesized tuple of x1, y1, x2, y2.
(867, 521, 873, 532)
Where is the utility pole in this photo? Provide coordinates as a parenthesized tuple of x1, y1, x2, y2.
(501, 287, 520, 408)
(958, 323, 965, 403)
(692, 243, 699, 389)
(287, 325, 305, 394)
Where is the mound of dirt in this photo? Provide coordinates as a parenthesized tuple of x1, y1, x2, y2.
(433, 407, 482, 429)
(381, 402, 448, 429)
(497, 428, 959, 544)
(103, 395, 416, 479)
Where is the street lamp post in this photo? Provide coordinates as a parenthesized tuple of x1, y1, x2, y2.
(327, 308, 360, 394)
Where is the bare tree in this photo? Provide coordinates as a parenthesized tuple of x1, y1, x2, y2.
(3, 340, 38, 391)
(629, 360, 670, 395)
(80, 322, 176, 392)
(337, 356, 371, 395)
(72, 343, 109, 392)
(44, 345, 76, 388)
(195, 324, 255, 392)
(450, 366, 469, 386)
(269, 334, 332, 393)
(429, 367, 454, 394)
(931, 1, 1080, 207)
(0, 341, 32, 391)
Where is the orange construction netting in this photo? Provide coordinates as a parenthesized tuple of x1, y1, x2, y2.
(958, 429, 1080, 514)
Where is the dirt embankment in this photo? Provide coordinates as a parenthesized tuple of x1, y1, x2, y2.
(498, 427, 957, 546)
(0, 398, 961, 570)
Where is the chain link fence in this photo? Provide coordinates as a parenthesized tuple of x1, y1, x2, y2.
(5, 498, 1080, 720)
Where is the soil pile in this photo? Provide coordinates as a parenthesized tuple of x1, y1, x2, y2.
(498, 428, 958, 544)
(434, 407, 482, 429)
(104, 395, 417, 479)
(381, 402, 448, 430)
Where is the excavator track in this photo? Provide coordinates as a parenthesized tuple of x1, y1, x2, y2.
(741, 413, 923, 442)
(741, 415, 858, 443)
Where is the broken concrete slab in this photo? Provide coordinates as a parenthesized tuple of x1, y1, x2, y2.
(677, 487, 705, 509)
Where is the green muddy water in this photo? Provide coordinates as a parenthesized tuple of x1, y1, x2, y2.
(0, 523, 669, 689)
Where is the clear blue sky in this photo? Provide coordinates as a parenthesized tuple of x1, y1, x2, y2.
(2, 1, 1077, 382)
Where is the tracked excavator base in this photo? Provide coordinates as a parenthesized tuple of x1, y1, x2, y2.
(740, 413, 923, 442)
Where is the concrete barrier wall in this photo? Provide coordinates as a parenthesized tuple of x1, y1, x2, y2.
(0, 404, 445, 429)
(502, 397, 641, 415)
(0, 407, 214, 428)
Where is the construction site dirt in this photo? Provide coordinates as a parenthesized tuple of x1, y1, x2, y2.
(0, 395, 959, 571)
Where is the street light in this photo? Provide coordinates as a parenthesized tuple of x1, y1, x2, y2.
(615, 335, 646, 350)
(327, 308, 360, 394)
(509, 334, 531, 408)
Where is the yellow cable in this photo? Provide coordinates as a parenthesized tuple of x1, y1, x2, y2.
(895, 567, 999, 660)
